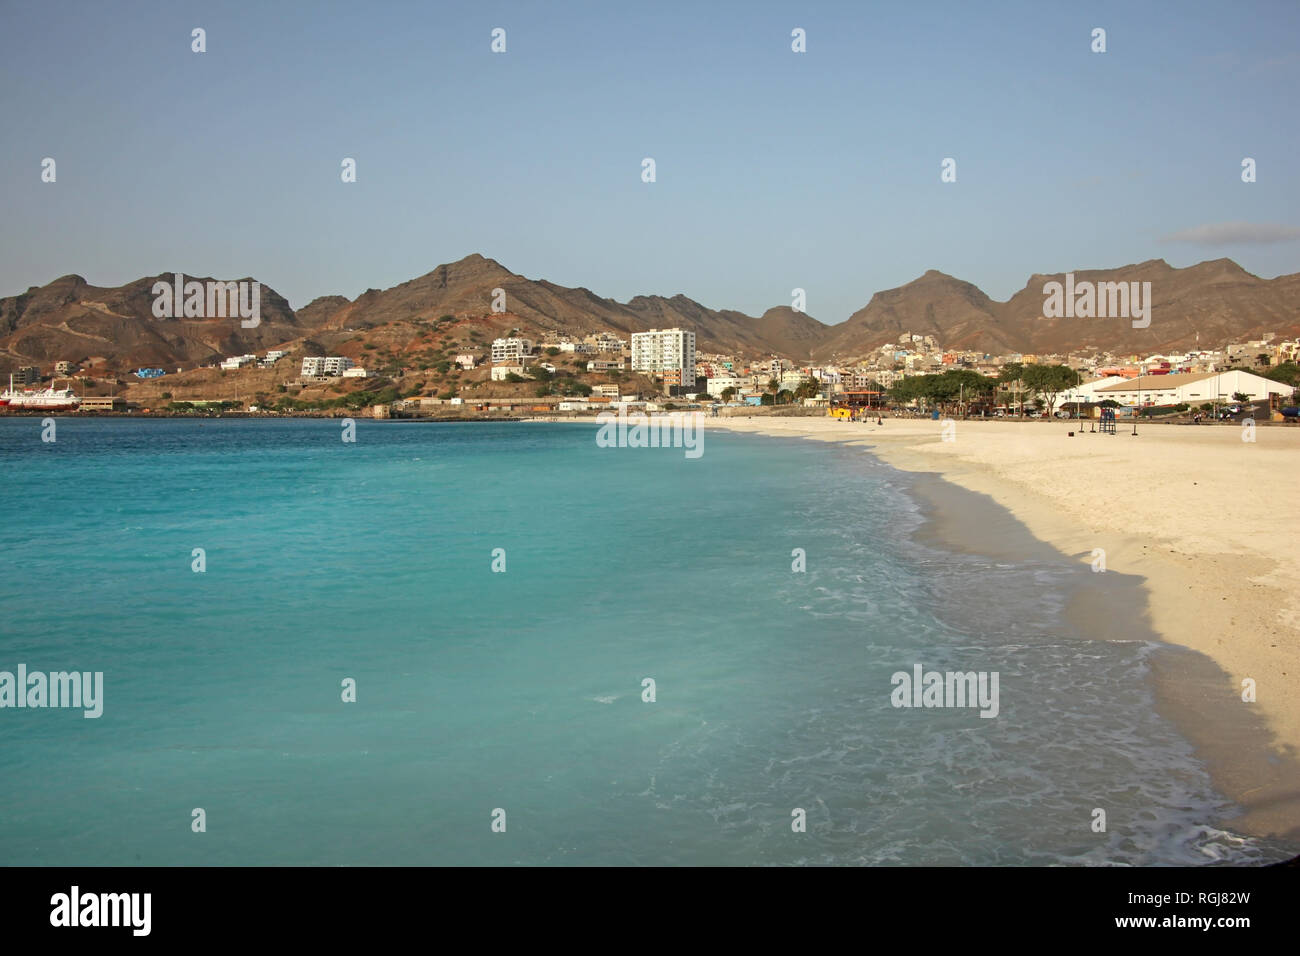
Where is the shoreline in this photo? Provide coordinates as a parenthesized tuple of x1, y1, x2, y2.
(705, 415, 1300, 844)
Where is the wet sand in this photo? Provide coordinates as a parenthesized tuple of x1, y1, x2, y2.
(708, 414, 1300, 843)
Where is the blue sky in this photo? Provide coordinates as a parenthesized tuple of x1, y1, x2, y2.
(1, 0, 1297, 323)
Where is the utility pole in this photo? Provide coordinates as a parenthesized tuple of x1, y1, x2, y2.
(1132, 366, 1140, 436)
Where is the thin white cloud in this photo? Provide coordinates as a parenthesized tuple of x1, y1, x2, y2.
(1160, 222, 1300, 244)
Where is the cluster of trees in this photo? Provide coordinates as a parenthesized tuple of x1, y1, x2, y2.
(211, 384, 426, 413)
(889, 369, 996, 410)
(165, 401, 239, 414)
(527, 364, 595, 398)
(887, 363, 1082, 415)
(1263, 362, 1300, 399)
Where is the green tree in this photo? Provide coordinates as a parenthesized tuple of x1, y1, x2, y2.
(997, 362, 1027, 415)
(1021, 364, 1081, 416)
(1262, 362, 1300, 388)
(998, 362, 1024, 384)
(720, 386, 737, 403)
(794, 378, 821, 400)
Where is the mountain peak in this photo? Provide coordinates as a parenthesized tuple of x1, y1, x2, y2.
(1190, 257, 1255, 279)
(447, 252, 510, 272)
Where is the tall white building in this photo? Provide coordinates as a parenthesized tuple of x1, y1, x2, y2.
(491, 338, 534, 364)
(631, 328, 696, 389)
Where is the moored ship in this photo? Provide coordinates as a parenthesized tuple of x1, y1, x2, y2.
(1, 375, 81, 411)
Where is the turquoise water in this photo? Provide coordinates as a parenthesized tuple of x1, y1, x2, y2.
(0, 418, 1291, 865)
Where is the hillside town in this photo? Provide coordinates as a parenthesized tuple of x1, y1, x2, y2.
(4, 319, 1299, 421)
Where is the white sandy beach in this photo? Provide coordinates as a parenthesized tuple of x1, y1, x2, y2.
(708, 414, 1300, 837)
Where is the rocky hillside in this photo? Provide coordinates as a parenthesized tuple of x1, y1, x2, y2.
(2, 255, 1296, 374)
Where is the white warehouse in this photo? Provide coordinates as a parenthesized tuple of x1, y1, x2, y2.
(1093, 370, 1292, 406)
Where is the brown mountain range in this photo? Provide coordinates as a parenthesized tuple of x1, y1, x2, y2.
(819, 258, 1300, 360)
(2, 255, 1296, 374)
(0, 273, 301, 373)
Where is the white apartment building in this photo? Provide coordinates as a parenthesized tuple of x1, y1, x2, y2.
(706, 376, 745, 397)
(490, 365, 529, 382)
(491, 338, 534, 364)
(301, 356, 353, 377)
(455, 354, 478, 370)
(342, 367, 369, 378)
(220, 354, 258, 370)
(559, 341, 596, 354)
(631, 328, 696, 386)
